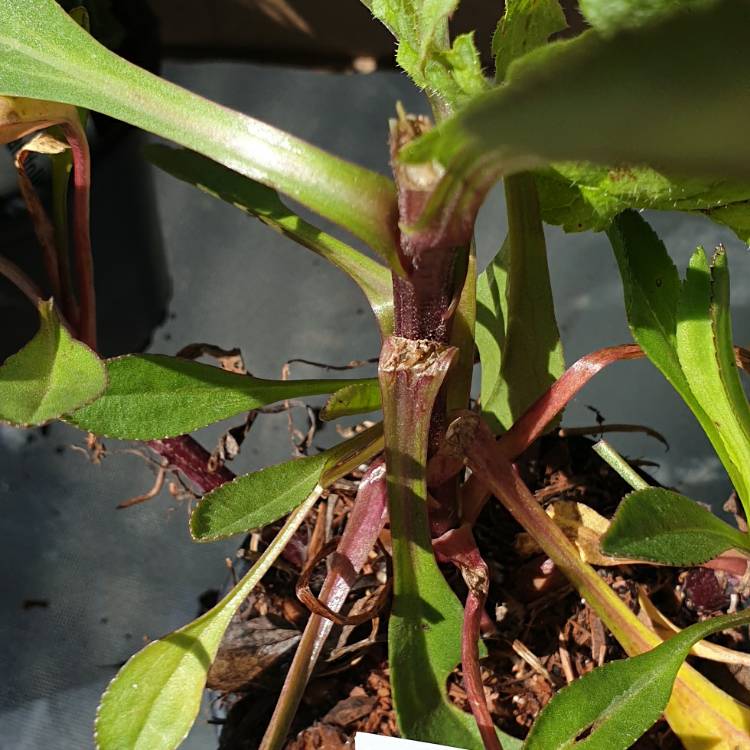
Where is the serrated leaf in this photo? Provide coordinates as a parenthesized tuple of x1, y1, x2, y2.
(402, 1, 750, 224)
(366, 0, 489, 109)
(0, 0, 399, 263)
(608, 211, 749, 514)
(191, 423, 383, 541)
(95, 492, 319, 750)
(146, 146, 394, 334)
(0, 300, 106, 426)
(676, 247, 750, 515)
(320, 381, 382, 421)
(602, 488, 750, 565)
(536, 163, 750, 244)
(492, 0, 567, 83)
(68, 354, 375, 440)
(525, 608, 750, 750)
(579, 0, 715, 35)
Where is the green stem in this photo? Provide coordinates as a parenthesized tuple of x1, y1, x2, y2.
(592, 440, 649, 491)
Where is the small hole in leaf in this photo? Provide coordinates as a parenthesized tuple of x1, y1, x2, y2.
(655, 278, 663, 287)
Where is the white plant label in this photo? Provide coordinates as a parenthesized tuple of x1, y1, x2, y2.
(355, 732, 466, 750)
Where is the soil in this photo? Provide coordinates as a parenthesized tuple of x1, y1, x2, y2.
(205, 434, 750, 750)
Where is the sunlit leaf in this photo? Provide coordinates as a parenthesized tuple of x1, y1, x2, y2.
(536, 162, 750, 243)
(0, 0, 399, 263)
(525, 609, 750, 750)
(95, 493, 319, 750)
(320, 381, 382, 421)
(0, 300, 105, 426)
(68, 354, 375, 439)
(676, 247, 750, 516)
(190, 423, 384, 541)
(146, 146, 394, 334)
(602, 487, 750, 565)
(608, 211, 750, 513)
(364, 0, 489, 109)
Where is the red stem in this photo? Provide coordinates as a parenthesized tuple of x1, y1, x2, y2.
(434, 524, 501, 750)
(147, 436, 235, 492)
(462, 344, 644, 525)
(14, 149, 63, 304)
(62, 122, 97, 351)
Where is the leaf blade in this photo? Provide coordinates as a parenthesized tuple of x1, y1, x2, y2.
(68, 354, 377, 439)
(602, 487, 750, 565)
(190, 423, 384, 541)
(525, 609, 750, 750)
(95, 491, 320, 750)
(0, 299, 106, 425)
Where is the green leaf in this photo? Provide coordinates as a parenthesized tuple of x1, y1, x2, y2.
(0, 0, 399, 263)
(525, 608, 750, 750)
(365, 0, 489, 109)
(492, 0, 567, 83)
(68, 354, 375, 440)
(608, 212, 748, 513)
(402, 1, 750, 216)
(535, 163, 750, 244)
(477, 174, 564, 433)
(190, 423, 384, 541)
(320, 381, 382, 421)
(579, 0, 715, 35)
(676, 247, 750, 516)
(95, 490, 320, 750)
(146, 146, 394, 335)
(602, 487, 750, 565)
(476, 237, 509, 426)
(0, 299, 106, 426)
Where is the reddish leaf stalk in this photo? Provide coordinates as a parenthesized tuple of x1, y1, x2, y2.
(259, 458, 388, 750)
(462, 344, 644, 525)
(61, 121, 97, 351)
(148, 436, 235, 492)
(449, 414, 656, 656)
(15, 149, 63, 303)
(433, 524, 501, 750)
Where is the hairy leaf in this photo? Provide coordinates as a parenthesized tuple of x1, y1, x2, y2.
(525, 608, 750, 750)
(0, 300, 105, 426)
(579, 0, 715, 35)
(320, 381, 382, 421)
(536, 163, 750, 243)
(95, 493, 319, 750)
(68, 354, 374, 439)
(492, 0, 567, 83)
(0, 0, 399, 263)
(402, 1, 750, 227)
(190, 423, 384, 541)
(147, 146, 394, 334)
(602, 488, 750, 564)
(365, 0, 488, 109)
